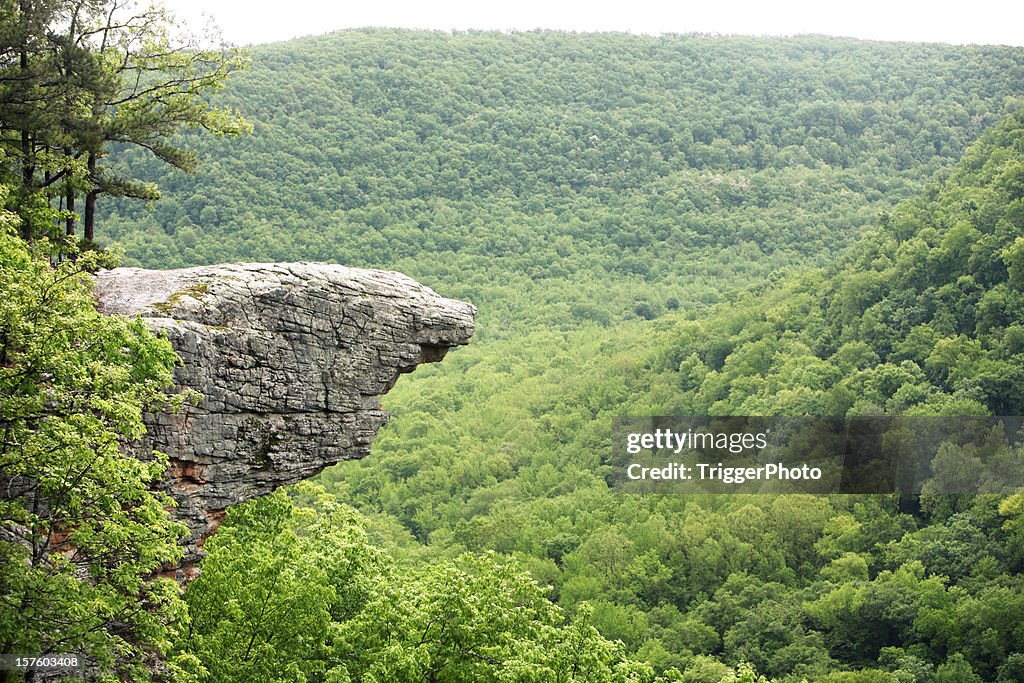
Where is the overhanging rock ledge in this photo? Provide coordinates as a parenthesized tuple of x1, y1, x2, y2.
(93, 262, 475, 577)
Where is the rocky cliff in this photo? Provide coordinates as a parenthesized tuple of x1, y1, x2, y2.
(93, 263, 474, 577)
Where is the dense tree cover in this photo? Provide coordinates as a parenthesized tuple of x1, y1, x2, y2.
(315, 111, 1024, 681)
(36, 27, 1024, 682)
(97, 30, 1024, 336)
(0, 186, 195, 681)
(177, 485, 665, 683)
(651, 108, 1024, 418)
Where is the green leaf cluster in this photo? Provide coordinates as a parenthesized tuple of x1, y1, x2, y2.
(0, 191, 189, 680)
(0, 0, 249, 244)
(180, 486, 660, 683)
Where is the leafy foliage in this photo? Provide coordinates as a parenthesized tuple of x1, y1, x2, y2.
(31, 28, 1024, 682)
(316, 111, 1024, 680)
(0, 188, 190, 679)
(98, 30, 1024, 336)
(180, 486, 660, 683)
(648, 110, 1024, 418)
(0, 0, 248, 243)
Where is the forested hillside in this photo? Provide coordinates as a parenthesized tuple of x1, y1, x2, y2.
(92, 29, 1024, 682)
(313, 111, 1024, 681)
(99, 30, 1024, 334)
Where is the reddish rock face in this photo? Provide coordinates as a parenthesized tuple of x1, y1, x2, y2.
(94, 263, 474, 577)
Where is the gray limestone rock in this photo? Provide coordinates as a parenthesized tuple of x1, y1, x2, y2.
(93, 262, 474, 576)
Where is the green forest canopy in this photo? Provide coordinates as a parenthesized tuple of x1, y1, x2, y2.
(317, 105, 1024, 683)
(55, 29, 1024, 682)
(99, 29, 1024, 336)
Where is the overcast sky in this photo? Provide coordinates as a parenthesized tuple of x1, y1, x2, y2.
(161, 0, 1024, 48)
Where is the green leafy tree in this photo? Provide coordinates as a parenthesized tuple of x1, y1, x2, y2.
(0, 0, 249, 242)
(0, 187, 191, 681)
(71, 0, 250, 241)
(182, 486, 660, 683)
(179, 485, 385, 683)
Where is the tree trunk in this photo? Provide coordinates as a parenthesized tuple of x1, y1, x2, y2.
(84, 190, 98, 242)
(18, 0, 34, 240)
(84, 154, 98, 242)
(66, 191, 76, 237)
(21, 130, 33, 190)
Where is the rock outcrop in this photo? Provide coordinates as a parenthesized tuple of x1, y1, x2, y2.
(94, 263, 474, 577)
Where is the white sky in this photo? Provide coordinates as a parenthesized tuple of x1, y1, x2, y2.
(162, 0, 1024, 48)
